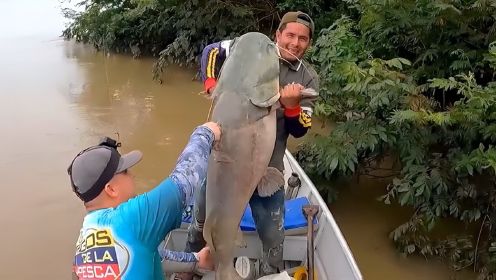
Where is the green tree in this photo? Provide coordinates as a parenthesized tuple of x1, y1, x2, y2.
(296, 2, 496, 277)
(61, 0, 342, 81)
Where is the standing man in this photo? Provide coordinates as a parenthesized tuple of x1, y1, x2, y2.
(69, 122, 220, 279)
(181, 11, 319, 278)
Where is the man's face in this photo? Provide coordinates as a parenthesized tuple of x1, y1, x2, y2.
(275, 22, 311, 62)
(112, 170, 136, 201)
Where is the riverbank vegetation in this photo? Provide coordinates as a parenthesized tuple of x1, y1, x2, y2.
(63, 0, 496, 278)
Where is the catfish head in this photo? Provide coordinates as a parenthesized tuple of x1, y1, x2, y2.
(216, 32, 280, 109)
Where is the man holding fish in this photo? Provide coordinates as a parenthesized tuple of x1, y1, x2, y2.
(180, 11, 319, 279)
(69, 122, 220, 279)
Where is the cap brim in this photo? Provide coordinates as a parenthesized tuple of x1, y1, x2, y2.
(116, 150, 143, 173)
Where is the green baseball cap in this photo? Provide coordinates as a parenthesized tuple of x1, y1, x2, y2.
(278, 11, 315, 37)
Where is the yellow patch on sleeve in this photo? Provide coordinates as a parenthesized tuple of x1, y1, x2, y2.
(299, 111, 312, 128)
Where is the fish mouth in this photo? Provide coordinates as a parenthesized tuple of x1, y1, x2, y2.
(250, 92, 281, 108)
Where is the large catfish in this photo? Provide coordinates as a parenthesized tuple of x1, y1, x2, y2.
(203, 32, 285, 279)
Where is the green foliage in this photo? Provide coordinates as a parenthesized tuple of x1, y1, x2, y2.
(356, 0, 496, 87)
(62, 0, 343, 81)
(295, 3, 496, 277)
(298, 16, 414, 180)
(62, 0, 176, 56)
(62, 0, 278, 68)
(150, 0, 272, 82)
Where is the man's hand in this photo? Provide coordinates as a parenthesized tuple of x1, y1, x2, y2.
(280, 83, 304, 108)
(202, 122, 221, 142)
(196, 247, 214, 271)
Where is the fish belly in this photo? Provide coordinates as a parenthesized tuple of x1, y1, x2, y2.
(203, 108, 277, 280)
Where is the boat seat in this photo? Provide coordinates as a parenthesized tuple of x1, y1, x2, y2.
(181, 197, 318, 235)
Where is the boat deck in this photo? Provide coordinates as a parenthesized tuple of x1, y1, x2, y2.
(162, 150, 363, 280)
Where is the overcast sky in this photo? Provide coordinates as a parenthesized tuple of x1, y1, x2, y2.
(0, 0, 74, 39)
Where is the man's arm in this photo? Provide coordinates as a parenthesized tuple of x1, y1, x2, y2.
(118, 125, 217, 248)
(284, 68, 319, 138)
(284, 99, 315, 138)
(169, 125, 215, 208)
(200, 40, 232, 93)
(160, 249, 198, 273)
(160, 247, 214, 274)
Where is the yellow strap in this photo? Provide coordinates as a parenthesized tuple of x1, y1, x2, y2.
(207, 48, 219, 78)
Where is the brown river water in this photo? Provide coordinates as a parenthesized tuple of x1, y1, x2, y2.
(0, 0, 477, 279)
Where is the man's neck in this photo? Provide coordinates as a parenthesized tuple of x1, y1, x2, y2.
(280, 57, 302, 71)
(85, 201, 115, 212)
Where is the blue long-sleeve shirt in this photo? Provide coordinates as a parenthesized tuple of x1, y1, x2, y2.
(72, 126, 214, 280)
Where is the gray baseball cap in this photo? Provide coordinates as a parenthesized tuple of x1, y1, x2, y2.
(67, 138, 142, 203)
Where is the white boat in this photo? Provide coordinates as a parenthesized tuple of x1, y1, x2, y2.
(162, 150, 363, 280)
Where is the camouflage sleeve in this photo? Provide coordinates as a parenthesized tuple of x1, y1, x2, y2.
(159, 248, 198, 272)
(170, 126, 214, 208)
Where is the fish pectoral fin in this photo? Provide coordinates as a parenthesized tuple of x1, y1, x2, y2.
(256, 167, 285, 197)
(235, 227, 247, 248)
(249, 92, 280, 108)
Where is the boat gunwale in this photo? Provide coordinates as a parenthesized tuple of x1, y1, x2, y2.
(284, 150, 363, 280)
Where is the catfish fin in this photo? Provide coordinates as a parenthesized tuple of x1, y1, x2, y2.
(256, 167, 285, 197)
(250, 92, 280, 108)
